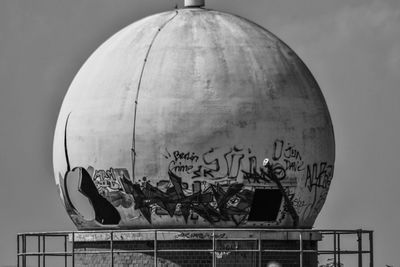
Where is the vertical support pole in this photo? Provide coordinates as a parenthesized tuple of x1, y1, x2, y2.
(333, 232, 337, 267)
(22, 234, 26, 267)
(72, 232, 75, 267)
(38, 235, 41, 267)
(110, 232, 114, 267)
(369, 231, 374, 267)
(258, 232, 261, 267)
(338, 233, 341, 266)
(212, 230, 216, 267)
(358, 230, 363, 267)
(299, 232, 303, 267)
(17, 235, 20, 267)
(43, 235, 46, 267)
(154, 230, 157, 267)
(64, 235, 68, 267)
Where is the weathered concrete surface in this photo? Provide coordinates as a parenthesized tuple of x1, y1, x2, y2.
(70, 231, 321, 242)
(53, 8, 335, 230)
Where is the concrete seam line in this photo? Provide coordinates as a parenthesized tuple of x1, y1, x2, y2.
(131, 10, 179, 181)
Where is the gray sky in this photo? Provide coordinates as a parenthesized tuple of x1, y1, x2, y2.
(1, 0, 399, 265)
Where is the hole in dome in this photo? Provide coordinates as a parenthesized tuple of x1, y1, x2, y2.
(248, 189, 283, 222)
(65, 169, 96, 221)
(65, 167, 121, 225)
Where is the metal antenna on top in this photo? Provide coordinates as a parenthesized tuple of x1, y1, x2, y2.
(184, 0, 205, 8)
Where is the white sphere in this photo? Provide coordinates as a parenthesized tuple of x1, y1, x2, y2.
(53, 8, 335, 229)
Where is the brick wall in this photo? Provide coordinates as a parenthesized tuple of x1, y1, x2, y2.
(74, 239, 317, 267)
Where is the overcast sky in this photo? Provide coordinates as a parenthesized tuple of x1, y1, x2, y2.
(0, 0, 399, 266)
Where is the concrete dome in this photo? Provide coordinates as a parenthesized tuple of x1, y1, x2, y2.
(53, 8, 335, 229)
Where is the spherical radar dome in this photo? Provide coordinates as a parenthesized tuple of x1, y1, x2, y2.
(53, 7, 335, 230)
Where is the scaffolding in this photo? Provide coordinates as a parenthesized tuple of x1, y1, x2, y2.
(17, 229, 373, 267)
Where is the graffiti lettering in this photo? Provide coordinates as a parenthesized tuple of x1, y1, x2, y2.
(60, 124, 335, 228)
(284, 159, 305, 172)
(168, 150, 199, 174)
(175, 232, 226, 240)
(242, 163, 286, 184)
(273, 140, 305, 172)
(292, 198, 307, 209)
(92, 166, 253, 225)
(171, 162, 194, 173)
(173, 151, 199, 162)
(166, 142, 303, 183)
(305, 162, 333, 191)
(200, 146, 246, 180)
(301, 162, 334, 220)
(272, 140, 284, 160)
(93, 168, 129, 192)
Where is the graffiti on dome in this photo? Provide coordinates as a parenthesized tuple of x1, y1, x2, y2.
(164, 146, 249, 181)
(272, 140, 305, 171)
(59, 115, 333, 228)
(59, 166, 254, 226)
(163, 141, 304, 186)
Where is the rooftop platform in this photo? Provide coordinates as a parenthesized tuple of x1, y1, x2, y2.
(17, 228, 373, 267)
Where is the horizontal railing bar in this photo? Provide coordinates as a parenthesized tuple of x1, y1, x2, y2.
(18, 249, 372, 256)
(212, 240, 258, 241)
(74, 250, 155, 254)
(159, 249, 255, 252)
(318, 250, 371, 254)
(260, 249, 317, 253)
(18, 249, 324, 255)
(122, 249, 214, 253)
(112, 249, 210, 253)
(18, 233, 70, 237)
(18, 252, 72, 256)
(318, 232, 372, 235)
(17, 228, 373, 236)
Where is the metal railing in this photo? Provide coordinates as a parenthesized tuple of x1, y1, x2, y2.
(17, 229, 373, 267)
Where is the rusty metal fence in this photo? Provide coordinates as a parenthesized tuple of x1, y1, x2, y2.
(17, 229, 373, 267)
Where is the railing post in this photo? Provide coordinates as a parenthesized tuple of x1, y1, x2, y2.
(358, 230, 363, 267)
(17, 235, 20, 267)
(43, 235, 46, 267)
(154, 230, 157, 267)
(337, 233, 341, 266)
(22, 234, 26, 267)
(369, 231, 374, 267)
(212, 230, 216, 267)
(38, 235, 41, 267)
(64, 235, 68, 267)
(110, 232, 114, 267)
(299, 232, 303, 267)
(258, 232, 261, 267)
(333, 231, 337, 267)
(71, 232, 75, 267)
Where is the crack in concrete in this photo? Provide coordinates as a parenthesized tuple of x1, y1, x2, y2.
(131, 10, 179, 181)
